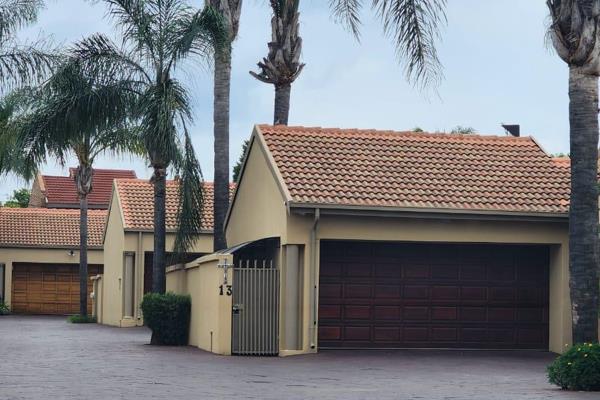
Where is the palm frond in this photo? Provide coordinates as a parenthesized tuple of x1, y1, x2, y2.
(104, 0, 157, 62)
(70, 34, 152, 84)
(167, 4, 228, 69)
(171, 122, 204, 258)
(328, 0, 363, 39)
(139, 77, 190, 167)
(0, 40, 56, 88)
(0, 0, 43, 43)
(373, 0, 446, 88)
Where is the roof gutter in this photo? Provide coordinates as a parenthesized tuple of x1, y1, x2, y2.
(288, 202, 568, 223)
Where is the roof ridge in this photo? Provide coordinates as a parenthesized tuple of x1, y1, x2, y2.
(258, 124, 532, 142)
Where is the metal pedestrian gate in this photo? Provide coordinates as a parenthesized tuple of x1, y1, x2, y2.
(232, 260, 280, 356)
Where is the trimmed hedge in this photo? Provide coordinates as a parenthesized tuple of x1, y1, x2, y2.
(548, 342, 600, 391)
(67, 314, 97, 323)
(141, 292, 191, 346)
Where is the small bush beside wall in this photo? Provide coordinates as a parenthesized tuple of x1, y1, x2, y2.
(141, 292, 191, 346)
(67, 314, 96, 323)
(548, 342, 600, 391)
(0, 302, 10, 315)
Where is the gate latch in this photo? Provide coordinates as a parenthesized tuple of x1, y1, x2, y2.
(232, 304, 244, 314)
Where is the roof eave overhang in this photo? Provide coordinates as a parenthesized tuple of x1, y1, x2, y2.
(288, 202, 569, 223)
(46, 202, 108, 210)
(0, 244, 104, 250)
(123, 228, 214, 234)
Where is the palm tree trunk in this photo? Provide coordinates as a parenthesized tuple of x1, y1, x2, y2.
(79, 195, 88, 317)
(152, 166, 167, 294)
(274, 83, 291, 125)
(213, 47, 231, 251)
(568, 66, 600, 344)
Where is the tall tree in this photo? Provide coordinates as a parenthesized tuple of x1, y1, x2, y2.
(2, 188, 30, 207)
(547, 0, 600, 343)
(329, 0, 447, 88)
(67, 0, 225, 293)
(1, 59, 142, 317)
(0, 0, 54, 88)
(209, 0, 242, 251)
(250, 0, 304, 126)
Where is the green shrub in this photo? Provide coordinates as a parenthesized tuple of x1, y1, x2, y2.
(0, 302, 10, 315)
(67, 314, 96, 323)
(140, 292, 191, 346)
(548, 342, 600, 391)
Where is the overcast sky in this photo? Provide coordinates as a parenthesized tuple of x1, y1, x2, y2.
(1, 0, 569, 202)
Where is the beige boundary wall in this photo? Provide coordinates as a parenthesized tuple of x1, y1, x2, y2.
(166, 253, 233, 355)
(0, 247, 104, 308)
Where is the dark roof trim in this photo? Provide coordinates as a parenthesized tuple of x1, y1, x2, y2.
(289, 202, 569, 223)
(0, 244, 103, 250)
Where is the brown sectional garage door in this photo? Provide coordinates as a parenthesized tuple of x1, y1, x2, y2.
(318, 241, 549, 349)
(11, 263, 102, 315)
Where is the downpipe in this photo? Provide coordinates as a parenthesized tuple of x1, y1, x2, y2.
(309, 208, 320, 349)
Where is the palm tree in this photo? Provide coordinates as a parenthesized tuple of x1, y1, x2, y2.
(0, 0, 55, 88)
(250, 0, 304, 126)
(329, 0, 446, 88)
(547, 0, 600, 344)
(209, 0, 242, 251)
(1, 59, 142, 317)
(66, 0, 225, 293)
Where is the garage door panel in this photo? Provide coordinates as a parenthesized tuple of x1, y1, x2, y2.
(460, 307, 487, 321)
(319, 304, 341, 319)
(404, 306, 429, 320)
(488, 308, 515, 322)
(403, 265, 429, 279)
(374, 263, 401, 277)
(431, 265, 459, 280)
(431, 327, 458, 342)
(344, 284, 371, 298)
(374, 306, 401, 320)
(460, 265, 487, 280)
(432, 286, 459, 300)
(344, 305, 371, 319)
(403, 285, 429, 299)
(374, 327, 401, 342)
(432, 307, 458, 321)
(11, 263, 103, 315)
(461, 287, 487, 301)
(345, 263, 371, 277)
(404, 327, 429, 342)
(374, 285, 400, 298)
(319, 241, 549, 349)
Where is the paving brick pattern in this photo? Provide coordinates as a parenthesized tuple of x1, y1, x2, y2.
(0, 316, 596, 400)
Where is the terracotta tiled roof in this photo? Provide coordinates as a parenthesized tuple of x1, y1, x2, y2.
(552, 157, 570, 168)
(258, 125, 571, 215)
(0, 207, 107, 248)
(43, 169, 137, 208)
(115, 179, 235, 231)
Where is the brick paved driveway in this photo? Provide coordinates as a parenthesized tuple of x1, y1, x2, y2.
(0, 316, 596, 400)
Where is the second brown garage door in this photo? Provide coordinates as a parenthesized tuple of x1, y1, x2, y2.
(11, 263, 102, 315)
(318, 241, 549, 349)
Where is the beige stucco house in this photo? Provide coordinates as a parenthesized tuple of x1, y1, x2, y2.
(0, 169, 136, 315)
(0, 207, 106, 314)
(98, 178, 228, 327)
(211, 124, 573, 355)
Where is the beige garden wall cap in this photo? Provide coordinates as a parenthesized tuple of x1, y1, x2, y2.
(256, 124, 571, 215)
